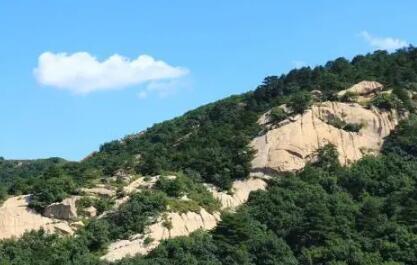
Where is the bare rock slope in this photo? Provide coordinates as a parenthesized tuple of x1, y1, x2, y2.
(101, 177, 267, 262)
(251, 81, 405, 175)
(0, 195, 74, 240)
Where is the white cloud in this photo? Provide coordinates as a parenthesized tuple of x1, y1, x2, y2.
(360, 31, 408, 51)
(138, 79, 191, 99)
(34, 52, 189, 94)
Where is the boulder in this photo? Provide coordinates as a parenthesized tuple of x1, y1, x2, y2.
(43, 196, 79, 220)
(83, 206, 97, 218)
(337, 81, 384, 103)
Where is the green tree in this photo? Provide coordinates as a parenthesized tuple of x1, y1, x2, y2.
(288, 91, 312, 114)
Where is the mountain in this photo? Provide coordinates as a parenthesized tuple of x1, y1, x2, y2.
(1, 48, 417, 264)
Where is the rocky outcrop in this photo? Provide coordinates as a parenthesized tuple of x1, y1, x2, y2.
(101, 177, 266, 262)
(101, 208, 221, 262)
(43, 196, 79, 220)
(251, 100, 405, 176)
(0, 195, 74, 240)
(113, 169, 133, 183)
(81, 184, 116, 197)
(337, 81, 384, 102)
(122, 176, 162, 194)
(207, 178, 267, 209)
(338, 80, 383, 96)
(83, 206, 97, 218)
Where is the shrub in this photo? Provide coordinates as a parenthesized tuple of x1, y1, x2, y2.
(340, 91, 358, 103)
(269, 106, 288, 123)
(326, 116, 363, 132)
(312, 144, 341, 171)
(343, 122, 363, 132)
(371, 93, 403, 111)
(288, 91, 312, 114)
(155, 176, 185, 198)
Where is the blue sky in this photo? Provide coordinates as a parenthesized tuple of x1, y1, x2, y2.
(1, 1, 416, 160)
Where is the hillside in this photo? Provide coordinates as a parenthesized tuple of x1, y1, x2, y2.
(1, 48, 417, 264)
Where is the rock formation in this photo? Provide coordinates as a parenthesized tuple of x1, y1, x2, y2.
(207, 177, 267, 209)
(81, 184, 116, 197)
(83, 206, 97, 218)
(101, 209, 221, 262)
(251, 82, 405, 176)
(101, 177, 266, 262)
(0, 195, 74, 240)
(43, 196, 79, 220)
(337, 80, 384, 103)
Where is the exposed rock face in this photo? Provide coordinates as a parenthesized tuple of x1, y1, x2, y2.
(123, 176, 159, 194)
(337, 81, 384, 103)
(338, 81, 383, 96)
(43, 196, 79, 220)
(251, 100, 405, 175)
(83, 206, 97, 218)
(207, 178, 267, 209)
(113, 169, 133, 183)
(101, 209, 221, 262)
(70, 221, 84, 229)
(81, 184, 116, 197)
(0, 195, 74, 240)
(101, 177, 266, 262)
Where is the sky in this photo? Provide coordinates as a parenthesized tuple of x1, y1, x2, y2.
(1, 0, 416, 161)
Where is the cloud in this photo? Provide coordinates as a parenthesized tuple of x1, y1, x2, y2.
(360, 31, 408, 51)
(138, 79, 191, 99)
(34, 52, 189, 94)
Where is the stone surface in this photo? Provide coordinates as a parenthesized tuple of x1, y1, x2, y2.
(70, 221, 84, 229)
(207, 178, 267, 209)
(251, 101, 404, 175)
(337, 81, 383, 97)
(123, 176, 158, 194)
(101, 177, 266, 262)
(337, 80, 384, 103)
(0, 195, 74, 240)
(101, 208, 222, 262)
(83, 206, 97, 218)
(43, 196, 79, 220)
(113, 169, 132, 183)
(81, 185, 116, 197)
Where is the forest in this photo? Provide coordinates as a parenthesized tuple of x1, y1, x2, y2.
(1, 47, 417, 264)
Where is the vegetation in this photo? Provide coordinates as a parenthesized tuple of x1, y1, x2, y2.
(287, 90, 312, 114)
(340, 91, 358, 103)
(114, 121, 417, 264)
(155, 173, 221, 213)
(269, 106, 288, 123)
(76, 196, 114, 216)
(371, 93, 404, 111)
(2, 48, 417, 264)
(326, 115, 363, 132)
